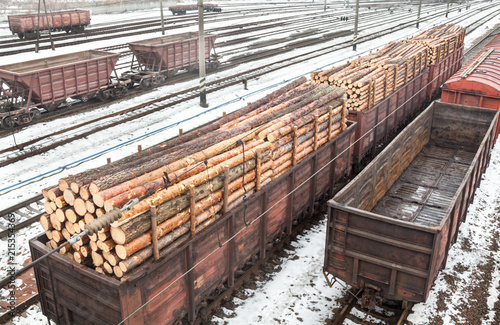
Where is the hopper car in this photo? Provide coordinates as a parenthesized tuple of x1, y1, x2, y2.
(324, 101, 497, 306)
(0, 32, 219, 128)
(441, 33, 500, 139)
(8, 10, 90, 40)
(27, 43, 467, 324)
(169, 3, 222, 15)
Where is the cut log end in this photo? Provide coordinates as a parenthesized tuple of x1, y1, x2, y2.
(74, 198, 87, 216)
(113, 265, 123, 278)
(110, 226, 127, 246)
(93, 193, 105, 208)
(115, 245, 127, 260)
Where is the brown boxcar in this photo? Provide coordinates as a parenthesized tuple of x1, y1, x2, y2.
(30, 121, 356, 324)
(125, 32, 218, 88)
(324, 101, 497, 304)
(0, 50, 121, 128)
(441, 34, 500, 138)
(8, 10, 90, 39)
(347, 45, 464, 166)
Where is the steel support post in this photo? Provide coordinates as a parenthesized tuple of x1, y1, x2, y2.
(353, 0, 359, 51)
(160, 0, 165, 35)
(198, 0, 208, 107)
(416, 0, 422, 28)
(446, 0, 450, 17)
(42, 0, 55, 50)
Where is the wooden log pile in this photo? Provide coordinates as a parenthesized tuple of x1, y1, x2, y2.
(38, 78, 347, 279)
(310, 24, 465, 112)
(404, 24, 466, 65)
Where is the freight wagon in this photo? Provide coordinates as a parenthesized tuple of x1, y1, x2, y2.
(324, 101, 497, 305)
(0, 50, 123, 128)
(441, 34, 500, 138)
(30, 120, 356, 324)
(347, 44, 463, 166)
(0, 32, 219, 128)
(8, 10, 90, 40)
(123, 32, 219, 89)
(169, 3, 221, 15)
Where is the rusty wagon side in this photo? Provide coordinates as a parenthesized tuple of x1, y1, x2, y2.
(347, 45, 463, 167)
(8, 10, 90, 39)
(30, 121, 356, 324)
(0, 50, 121, 128)
(441, 34, 500, 139)
(324, 101, 497, 304)
(124, 32, 218, 88)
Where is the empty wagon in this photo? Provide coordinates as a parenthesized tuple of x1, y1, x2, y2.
(324, 100, 497, 305)
(8, 10, 90, 40)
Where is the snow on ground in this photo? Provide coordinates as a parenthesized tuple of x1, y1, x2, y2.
(2, 1, 500, 324)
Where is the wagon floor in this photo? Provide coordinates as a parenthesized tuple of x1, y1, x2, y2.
(371, 143, 476, 226)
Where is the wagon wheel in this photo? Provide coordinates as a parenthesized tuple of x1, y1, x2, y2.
(1, 116, 18, 129)
(187, 65, 198, 73)
(151, 75, 160, 87)
(44, 101, 60, 112)
(80, 91, 96, 103)
(120, 86, 128, 97)
(139, 78, 152, 89)
(18, 33, 24, 40)
(97, 90, 111, 102)
(126, 81, 135, 89)
(30, 109, 41, 121)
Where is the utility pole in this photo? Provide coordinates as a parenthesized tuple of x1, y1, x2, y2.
(198, 0, 208, 107)
(324, 0, 327, 11)
(353, 0, 359, 51)
(42, 0, 55, 50)
(160, 0, 165, 35)
(446, 0, 450, 17)
(35, 0, 41, 52)
(416, 0, 422, 28)
(466, 0, 470, 9)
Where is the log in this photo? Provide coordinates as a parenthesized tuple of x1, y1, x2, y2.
(118, 142, 273, 224)
(115, 169, 272, 259)
(98, 138, 265, 211)
(111, 159, 273, 245)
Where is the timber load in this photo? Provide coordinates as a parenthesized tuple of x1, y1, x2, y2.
(38, 77, 348, 279)
(310, 24, 465, 111)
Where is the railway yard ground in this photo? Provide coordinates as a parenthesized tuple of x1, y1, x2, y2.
(1, 1, 500, 324)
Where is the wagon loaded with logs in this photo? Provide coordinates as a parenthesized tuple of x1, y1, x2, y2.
(310, 24, 465, 165)
(31, 77, 356, 324)
(122, 32, 219, 89)
(0, 50, 124, 128)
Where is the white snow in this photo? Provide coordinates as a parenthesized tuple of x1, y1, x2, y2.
(2, 1, 500, 324)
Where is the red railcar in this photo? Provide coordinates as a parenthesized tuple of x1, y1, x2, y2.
(124, 32, 218, 88)
(0, 50, 122, 128)
(441, 34, 500, 138)
(8, 10, 90, 40)
(324, 101, 498, 305)
(30, 120, 356, 324)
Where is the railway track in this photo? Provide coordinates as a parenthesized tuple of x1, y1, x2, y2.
(0, 1, 496, 169)
(0, 4, 498, 324)
(0, 3, 353, 56)
(0, 1, 489, 137)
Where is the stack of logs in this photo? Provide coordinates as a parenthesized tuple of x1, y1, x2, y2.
(310, 24, 465, 111)
(406, 24, 466, 65)
(39, 77, 347, 279)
